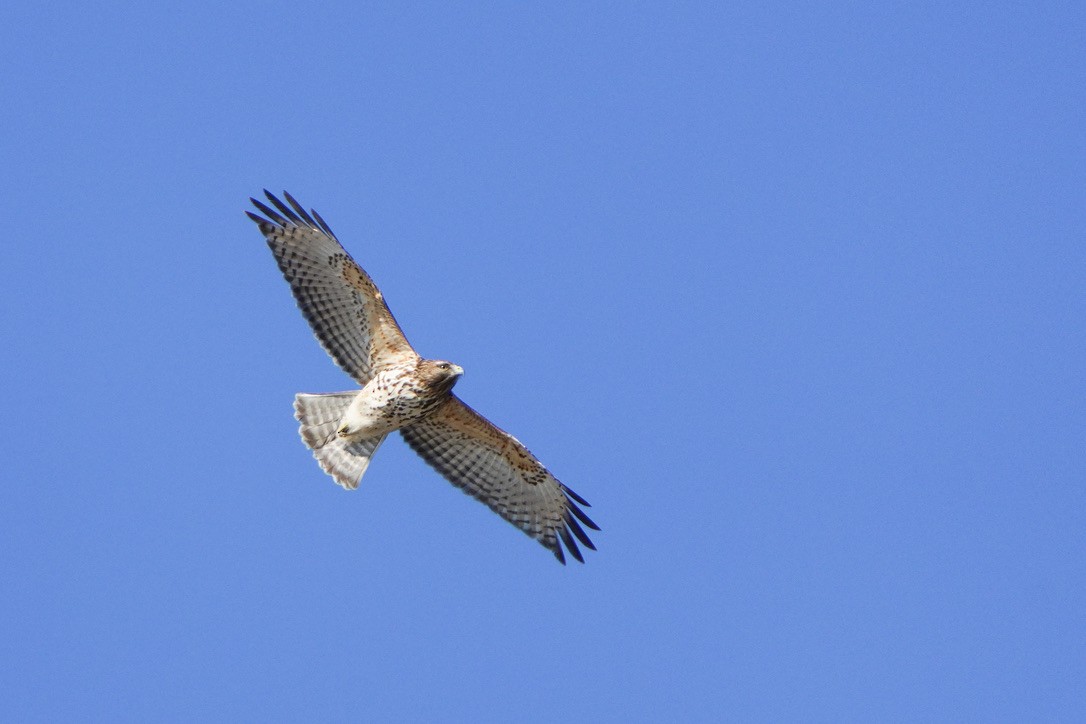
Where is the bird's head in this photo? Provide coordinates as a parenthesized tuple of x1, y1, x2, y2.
(418, 358, 464, 394)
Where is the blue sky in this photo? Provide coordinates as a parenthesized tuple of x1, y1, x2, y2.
(2, 2, 1084, 720)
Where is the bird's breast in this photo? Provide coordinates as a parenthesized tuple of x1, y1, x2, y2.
(340, 369, 448, 438)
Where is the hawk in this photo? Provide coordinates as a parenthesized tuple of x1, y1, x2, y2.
(247, 191, 599, 564)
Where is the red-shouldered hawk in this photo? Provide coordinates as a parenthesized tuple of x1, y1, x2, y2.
(248, 191, 598, 564)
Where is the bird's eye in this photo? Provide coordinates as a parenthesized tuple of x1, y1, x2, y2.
(439, 363, 449, 370)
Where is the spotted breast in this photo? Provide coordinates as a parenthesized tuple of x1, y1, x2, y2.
(337, 358, 464, 440)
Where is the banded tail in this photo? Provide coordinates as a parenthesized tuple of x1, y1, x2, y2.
(293, 392, 386, 489)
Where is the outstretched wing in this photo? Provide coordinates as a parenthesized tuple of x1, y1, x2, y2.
(247, 190, 417, 384)
(400, 396, 599, 564)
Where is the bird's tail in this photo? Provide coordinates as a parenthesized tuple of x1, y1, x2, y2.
(293, 392, 386, 490)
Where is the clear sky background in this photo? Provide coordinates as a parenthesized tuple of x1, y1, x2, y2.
(2, 2, 1084, 721)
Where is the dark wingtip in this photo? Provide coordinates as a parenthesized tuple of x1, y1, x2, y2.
(567, 498, 600, 531)
(264, 190, 302, 223)
(250, 198, 287, 226)
(558, 526, 585, 564)
(311, 208, 336, 238)
(283, 190, 319, 228)
(553, 543, 567, 565)
(563, 485, 592, 507)
(245, 210, 278, 235)
(566, 514, 597, 551)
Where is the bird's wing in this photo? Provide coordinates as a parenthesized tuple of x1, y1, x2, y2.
(400, 396, 599, 564)
(248, 190, 417, 384)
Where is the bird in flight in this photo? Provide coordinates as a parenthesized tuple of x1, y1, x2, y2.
(247, 191, 598, 564)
